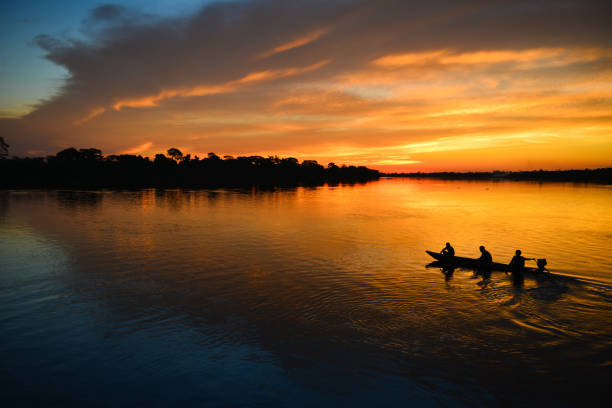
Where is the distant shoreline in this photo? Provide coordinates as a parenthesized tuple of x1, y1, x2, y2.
(382, 168, 612, 184)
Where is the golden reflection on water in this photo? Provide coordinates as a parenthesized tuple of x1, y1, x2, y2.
(9, 179, 611, 282)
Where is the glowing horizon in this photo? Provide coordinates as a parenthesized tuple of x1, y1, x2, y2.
(1, 1, 611, 172)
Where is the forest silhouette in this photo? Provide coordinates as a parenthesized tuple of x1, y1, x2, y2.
(0, 146, 380, 188)
(387, 169, 612, 183)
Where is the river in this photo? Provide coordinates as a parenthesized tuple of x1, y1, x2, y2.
(1, 178, 610, 406)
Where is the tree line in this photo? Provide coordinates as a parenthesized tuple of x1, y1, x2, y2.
(386, 169, 612, 183)
(0, 145, 380, 188)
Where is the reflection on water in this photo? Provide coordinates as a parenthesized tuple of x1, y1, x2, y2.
(0, 179, 611, 407)
(56, 190, 103, 212)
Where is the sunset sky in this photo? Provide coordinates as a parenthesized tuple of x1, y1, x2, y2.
(1, 0, 611, 172)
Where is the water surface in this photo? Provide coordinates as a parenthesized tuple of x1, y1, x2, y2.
(1, 179, 611, 406)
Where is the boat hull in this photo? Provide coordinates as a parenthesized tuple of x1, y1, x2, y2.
(425, 250, 539, 273)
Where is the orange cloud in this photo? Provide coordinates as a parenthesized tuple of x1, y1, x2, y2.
(373, 47, 612, 69)
(74, 107, 106, 125)
(112, 85, 232, 110)
(258, 28, 328, 59)
(372, 50, 449, 67)
(120, 141, 153, 155)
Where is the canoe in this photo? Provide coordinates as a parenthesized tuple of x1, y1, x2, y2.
(425, 250, 541, 273)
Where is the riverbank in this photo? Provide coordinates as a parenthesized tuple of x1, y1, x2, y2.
(384, 168, 612, 183)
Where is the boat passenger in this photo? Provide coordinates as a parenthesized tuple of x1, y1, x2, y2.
(509, 250, 534, 273)
(440, 242, 455, 257)
(478, 246, 492, 264)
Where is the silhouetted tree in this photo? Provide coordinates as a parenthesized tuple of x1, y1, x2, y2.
(154, 153, 167, 163)
(0, 137, 8, 159)
(56, 147, 82, 161)
(167, 148, 183, 161)
(282, 157, 298, 165)
(79, 148, 103, 161)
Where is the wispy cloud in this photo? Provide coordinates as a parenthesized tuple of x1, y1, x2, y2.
(258, 28, 329, 59)
(111, 59, 331, 111)
(120, 141, 153, 155)
(74, 107, 106, 125)
(372, 47, 612, 69)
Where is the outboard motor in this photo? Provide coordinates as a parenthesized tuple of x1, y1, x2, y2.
(536, 258, 547, 272)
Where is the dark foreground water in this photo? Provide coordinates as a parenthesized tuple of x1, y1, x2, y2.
(1, 179, 611, 407)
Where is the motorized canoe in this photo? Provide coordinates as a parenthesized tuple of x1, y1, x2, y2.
(425, 250, 542, 273)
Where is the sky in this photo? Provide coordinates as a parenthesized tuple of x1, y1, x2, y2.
(1, 0, 611, 172)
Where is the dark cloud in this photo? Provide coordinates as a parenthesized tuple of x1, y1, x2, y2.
(31, 34, 66, 52)
(33, 0, 610, 103)
(90, 4, 128, 21)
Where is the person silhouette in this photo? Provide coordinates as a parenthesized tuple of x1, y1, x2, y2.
(509, 249, 534, 273)
(440, 242, 455, 257)
(478, 245, 492, 264)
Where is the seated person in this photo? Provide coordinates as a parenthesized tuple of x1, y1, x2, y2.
(478, 246, 492, 264)
(440, 242, 455, 257)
